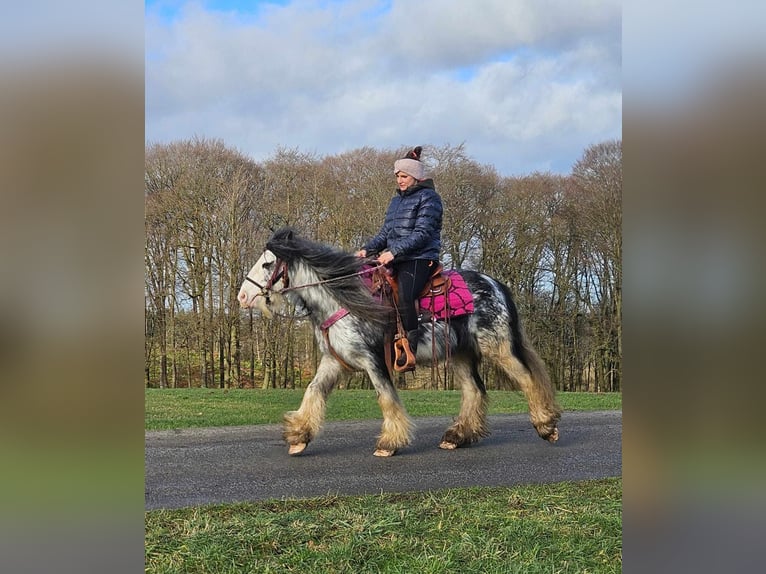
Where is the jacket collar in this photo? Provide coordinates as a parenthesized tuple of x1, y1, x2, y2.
(398, 178, 435, 196)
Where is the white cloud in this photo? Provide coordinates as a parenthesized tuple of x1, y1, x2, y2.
(145, 0, 621, 175)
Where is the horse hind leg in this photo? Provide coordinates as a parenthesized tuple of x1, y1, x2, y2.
(439, 358, 490, 450)
(487, 338, 562, 442)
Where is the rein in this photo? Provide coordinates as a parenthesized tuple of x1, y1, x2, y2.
(245, 259, 383, 296)
(281, 261, 383, 294)
(244, 258, 384, 322)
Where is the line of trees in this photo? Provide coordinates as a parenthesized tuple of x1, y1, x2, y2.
(145, 139, 621, 392)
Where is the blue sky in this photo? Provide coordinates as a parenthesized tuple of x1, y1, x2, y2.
(146, 0, 292, 24)
(145, 0, 622, 176)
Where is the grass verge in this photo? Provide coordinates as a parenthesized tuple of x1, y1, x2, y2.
(146, 477, 621, 574)
(145, 389, 621, 431)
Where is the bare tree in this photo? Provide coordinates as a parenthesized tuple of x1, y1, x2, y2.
(144, 139, 622, 393)
(573, 140, 622, 391)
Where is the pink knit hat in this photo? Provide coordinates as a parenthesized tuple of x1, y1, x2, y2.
(394, 146, 425, 180)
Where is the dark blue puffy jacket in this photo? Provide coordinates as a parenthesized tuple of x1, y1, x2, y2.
(363, 179, 443, 262)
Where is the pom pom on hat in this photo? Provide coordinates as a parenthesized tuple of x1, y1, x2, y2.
(394, 146, 425, 180)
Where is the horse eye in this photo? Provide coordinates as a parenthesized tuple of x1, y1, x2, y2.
(263, 261, 274, 270)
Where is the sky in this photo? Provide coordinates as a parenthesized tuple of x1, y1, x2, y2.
(145, 0, 622, 177)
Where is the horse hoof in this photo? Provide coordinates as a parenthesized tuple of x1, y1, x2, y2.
(288, 443, 307, 455)
(439, 441, 458, 450)
(373, 448, 396, 457)
(547, 428, 559, 443)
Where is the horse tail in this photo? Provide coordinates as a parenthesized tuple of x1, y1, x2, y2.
(495, 281, 531, 369)
(517, 333, 557, 401)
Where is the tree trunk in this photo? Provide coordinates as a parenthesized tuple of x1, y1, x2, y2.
(219, 332, 225, 388)
(160, 354, 168, 389)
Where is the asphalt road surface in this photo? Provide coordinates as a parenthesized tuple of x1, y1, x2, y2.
(145, 410, 621, 510)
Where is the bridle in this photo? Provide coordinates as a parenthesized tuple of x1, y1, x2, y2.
(243, 257, 308, 318)
(245, 256, 384, 300)
(244, 258, 290, 301)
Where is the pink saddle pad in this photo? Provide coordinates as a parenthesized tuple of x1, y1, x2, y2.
(418, 269, 474, 321)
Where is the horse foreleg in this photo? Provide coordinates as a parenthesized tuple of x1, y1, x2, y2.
(283, 356, 343, 455)
(369, 370, 414, 457)
(440, 358, 490, 449)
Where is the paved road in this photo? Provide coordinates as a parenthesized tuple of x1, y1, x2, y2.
(145, 411, 621, 510)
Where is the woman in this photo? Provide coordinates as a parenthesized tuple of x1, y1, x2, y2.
(355, 146, 443, 371)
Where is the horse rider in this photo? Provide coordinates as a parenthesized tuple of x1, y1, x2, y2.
(355, 146, 443, 371)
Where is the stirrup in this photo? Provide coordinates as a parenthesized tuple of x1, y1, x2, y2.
(393, 336, 416, 372)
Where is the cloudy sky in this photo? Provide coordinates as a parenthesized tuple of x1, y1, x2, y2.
(145, 0, 622, 177)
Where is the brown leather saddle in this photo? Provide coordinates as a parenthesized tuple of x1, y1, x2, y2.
(368, 262, 451, 372)
(370, 262, 449, 304)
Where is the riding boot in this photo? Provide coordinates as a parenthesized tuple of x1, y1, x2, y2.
(406, 329, 419, 358)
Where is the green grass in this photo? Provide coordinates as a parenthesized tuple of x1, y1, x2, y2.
(146, 478, 621, 573)
(145, 389, 621, 431)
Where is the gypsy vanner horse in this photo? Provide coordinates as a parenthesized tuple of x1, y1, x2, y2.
(238, 228, 561, 457)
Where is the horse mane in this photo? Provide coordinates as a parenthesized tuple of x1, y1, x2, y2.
(266, 228, 392, 328)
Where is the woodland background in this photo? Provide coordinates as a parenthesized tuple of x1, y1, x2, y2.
(145, 140, 621, 392)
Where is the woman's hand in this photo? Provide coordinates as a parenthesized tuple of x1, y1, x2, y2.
(376, 250, 394, 265)
(354, 249, 367, 258)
